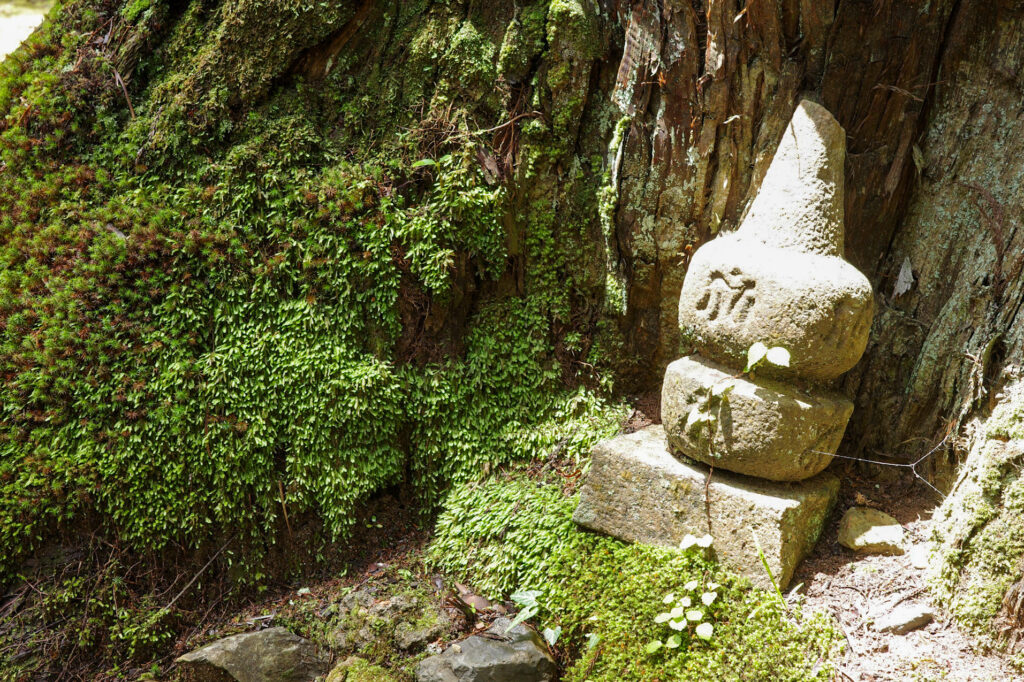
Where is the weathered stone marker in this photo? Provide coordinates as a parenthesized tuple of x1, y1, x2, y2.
(575, 100, 873, 589)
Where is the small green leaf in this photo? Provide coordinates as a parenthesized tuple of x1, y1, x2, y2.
(666, 634, 682, 648)
(745, 342, 768, 372)
(542, 626, 561, 646)
(765, 346, 790, 367)
(645, 640, 664, 654)
(411, 159, 437, 169)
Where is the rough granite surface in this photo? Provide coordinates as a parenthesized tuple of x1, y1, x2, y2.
(573, 426, 839, 590)
(662, 354, 853, 481)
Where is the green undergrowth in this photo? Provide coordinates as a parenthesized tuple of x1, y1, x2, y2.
(931, 381, 1024, 650)
(428, 471, 843, 681)
(0, 0, 626, 675)
(0, 0, 618, 587)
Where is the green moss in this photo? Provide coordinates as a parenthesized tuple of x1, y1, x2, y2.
(0, 0, 620, 673)
(931, 387, 1024, 640)
(327, 657, 400, 682)
(985, 383, 1024, 440)
(497, 1, 548, 82)
(428, 471, 842, 680)
(550, 536, 840, 682)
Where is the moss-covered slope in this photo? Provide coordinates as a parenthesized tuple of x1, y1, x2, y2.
(0, 0, 623, 579)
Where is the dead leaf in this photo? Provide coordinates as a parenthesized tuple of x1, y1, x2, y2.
(893, 257, 914, 298)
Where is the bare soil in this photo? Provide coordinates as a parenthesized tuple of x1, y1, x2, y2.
(795, 465, 1019, 682)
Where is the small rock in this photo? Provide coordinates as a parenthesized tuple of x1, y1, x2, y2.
(395, 617, 448, 651)
(176, 627, 329, 682)
(334, 586, 449, 654)
(838, 507, 905, 555)
(368, 593, 417, 621)
(874, 604, 935, 634)
(415, 617, 556, 682)
(340, 587, 376, 613)
(909, 543, 930, 569)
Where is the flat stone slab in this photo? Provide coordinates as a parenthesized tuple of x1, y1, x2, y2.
(573, 426, 838, 590)
(176, 627, 329, 682)
(874, 604, 935, 634)
(662, 354, 852, 481)
(837, 507, 905, 555)
(415, 618, 556, 682)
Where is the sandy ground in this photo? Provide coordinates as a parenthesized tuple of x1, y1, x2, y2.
(795, 467, 1019, 681)
(1, 1, 51, 61)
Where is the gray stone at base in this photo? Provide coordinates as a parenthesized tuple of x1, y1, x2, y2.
(662, 354, 852, 481)
(874, 604, 935, 634)
(837, 506, 905, 555)
(176, 627, 329, 682)
(415, 618, 556, 682)
(573, 426, 838, 590)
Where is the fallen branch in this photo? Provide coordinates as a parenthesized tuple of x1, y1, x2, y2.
(163, 537, 233, 613)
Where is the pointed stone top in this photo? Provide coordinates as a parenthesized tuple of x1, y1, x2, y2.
(739, 99, 846, 256)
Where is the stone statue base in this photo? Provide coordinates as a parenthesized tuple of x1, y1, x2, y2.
(572, 426, 838, 590)
(662, 355, 853, 481)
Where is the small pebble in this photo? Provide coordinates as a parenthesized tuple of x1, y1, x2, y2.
(874, 604, 935, 634)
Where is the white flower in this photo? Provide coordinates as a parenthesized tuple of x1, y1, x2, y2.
(680, 534, 698, 550)
(696, 533, 713, 548)
(701, 592, 717, 606)
(686, 609, 704, 621)
(654, 612, 672, 624)
(663, 593, 675, 604)
(668, 619, 687, 631)
(706, 582, 720, 591)
(696, 622, 714, 639)
(684, 580, 699, 591)
(681, 596, 692, 607)
(669, 606, 684, 618)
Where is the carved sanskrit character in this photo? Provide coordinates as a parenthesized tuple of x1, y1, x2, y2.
(695, 268, 756, 322)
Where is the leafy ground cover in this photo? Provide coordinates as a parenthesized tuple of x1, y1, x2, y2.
(428, 468, 843, 681)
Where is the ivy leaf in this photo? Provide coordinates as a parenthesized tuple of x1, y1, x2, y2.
(645, 640, 664, 654)
(542, 626, 561, 646)
(666, 633, 682, 648)
(411, 159, 437, 169)
(745, 342, 768, 372)
(765, 346, 790, 368)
